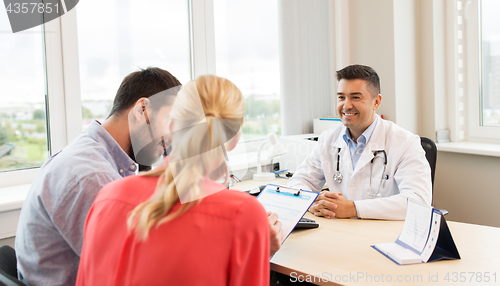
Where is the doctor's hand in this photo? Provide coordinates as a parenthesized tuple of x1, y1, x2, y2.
(309, 192, 358, 219)
(308, 191, 338, 218)
(268, 212, 283, 257)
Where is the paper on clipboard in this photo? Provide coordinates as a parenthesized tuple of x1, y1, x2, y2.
(257, 184, 318, 244)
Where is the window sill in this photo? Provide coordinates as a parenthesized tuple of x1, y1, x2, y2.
(0, 150, 272, 210)
(0, 184, 30, 239)
(437, 142, 500, 157)
(0, 184, 30, 212)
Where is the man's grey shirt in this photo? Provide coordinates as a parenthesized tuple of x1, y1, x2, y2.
(15, 120, 136, 286)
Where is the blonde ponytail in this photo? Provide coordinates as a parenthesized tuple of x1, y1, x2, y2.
(128, 75, 244, 240)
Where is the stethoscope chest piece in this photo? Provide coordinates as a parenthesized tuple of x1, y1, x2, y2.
(333, 171, 343, 184)
(333, 147, 343, 184)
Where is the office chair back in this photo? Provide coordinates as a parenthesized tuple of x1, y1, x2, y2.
(420, 137, 437, 188)
(420, 137, 448, 215)
(0, 246, 24, 286)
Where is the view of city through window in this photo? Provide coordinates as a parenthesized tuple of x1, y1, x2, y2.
(214, 0, 281, 141)
(77, 0, 191, 130)
(16, 1, 500, 173)
(481, 0, 500, 126)
(0, 12, 48, 172)
(78, 0, 280, 141)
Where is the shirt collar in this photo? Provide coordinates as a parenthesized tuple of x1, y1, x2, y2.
(342, 115, 379, 146)
(86, 120, 136, 174)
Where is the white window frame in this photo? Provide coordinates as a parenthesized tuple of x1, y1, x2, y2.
(191, 0, 278, 153)
(464, 0, 500, 142)
(0, 11, 82, 188)
(1, 0, 280, 189)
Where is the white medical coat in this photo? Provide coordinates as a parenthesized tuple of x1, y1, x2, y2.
(288, 116, 432, 220)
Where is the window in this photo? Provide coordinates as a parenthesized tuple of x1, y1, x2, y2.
(77, 0, 191, 128)
(479, 0, 500, 127)
(213, 0, 281, 141)
(464, 0, 500, 140)
(0, 0, 281, 186)
(0, 14, 49, 173)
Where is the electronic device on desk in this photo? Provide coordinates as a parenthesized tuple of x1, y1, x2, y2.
(295, 217, 319, 229)
(245, 185, 319, 230)
(246, 185, 266, 196)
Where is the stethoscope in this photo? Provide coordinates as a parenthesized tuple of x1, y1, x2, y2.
(332, 147, 388, 196)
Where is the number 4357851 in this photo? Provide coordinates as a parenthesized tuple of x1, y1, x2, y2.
(444, 272, 496, 283)
(5, 3, 59, 14)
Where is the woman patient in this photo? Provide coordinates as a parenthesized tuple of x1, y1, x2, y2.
(76, 75, 270, 286)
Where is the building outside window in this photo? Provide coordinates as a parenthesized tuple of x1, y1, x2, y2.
(0, 13, 48, 172)
(1, 0, 282, 175)
(213, 0, 281, 141)
(480, 0, 500, 127)
(77, 0, 191, 129)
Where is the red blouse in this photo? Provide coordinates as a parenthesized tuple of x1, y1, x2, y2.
(76, 175, 270, 286)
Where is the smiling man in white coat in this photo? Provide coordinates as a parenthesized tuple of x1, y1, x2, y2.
(288, 64, 431, 220)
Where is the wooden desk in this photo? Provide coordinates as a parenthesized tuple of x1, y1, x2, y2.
(233, 179, 500, 286)
(271, 215, 500, 285)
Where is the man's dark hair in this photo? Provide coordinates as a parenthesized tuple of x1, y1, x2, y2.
(108, 67, 182, 117)
(336, 64, 380, 97)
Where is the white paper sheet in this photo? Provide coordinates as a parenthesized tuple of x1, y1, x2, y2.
(375, 242, 422, 265)
(397, 200, 433, 253)
(257, 184, 318, 243)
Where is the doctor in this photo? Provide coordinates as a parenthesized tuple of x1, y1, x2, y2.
(288, 64, 431, 220)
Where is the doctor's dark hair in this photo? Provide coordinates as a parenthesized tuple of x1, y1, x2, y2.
(336, 64, 380, 97)
(108, 67, 182, 117)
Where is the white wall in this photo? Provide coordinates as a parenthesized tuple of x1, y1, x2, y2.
(435, 151, 500, 227)
(348, 0, 398, 124)
(0, 237, 14, 248)
(347, 0, 419, 134)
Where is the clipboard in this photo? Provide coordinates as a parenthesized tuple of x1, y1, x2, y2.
(256, 184, 319, 244)
(372, 199, 460, 265)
